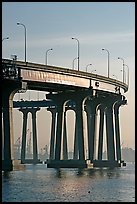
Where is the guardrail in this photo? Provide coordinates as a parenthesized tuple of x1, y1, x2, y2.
(2, 58, 128, 93)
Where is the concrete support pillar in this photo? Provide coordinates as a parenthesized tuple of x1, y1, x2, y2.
(19, 108, 29, 163)
(63, 111, 68, 159)
(47, 106, 68, 160)
(73, 112, 79, 159)
(31, 108, 40, 163)
(86, 107, 96, 161)
(19, 107, 40, 164)
(114, 105, 121, 162)
(46, 89, 93, 162)
(114, 97, 127, 162)
(2, 79, 22, 171)
(55, 104, 65, 160)
(47, 107, 57, 160)
(3, 103, 14, 170)
(72, 89, 93, 161)
(85, 96, 100, 161)
(97, 105, 105, 160)
(105, 105, 115, 161)
(75, 101, 85, 160)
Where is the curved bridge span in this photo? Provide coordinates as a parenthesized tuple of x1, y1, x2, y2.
(2, 58, 128, 93)
(2, 59, 128, 170)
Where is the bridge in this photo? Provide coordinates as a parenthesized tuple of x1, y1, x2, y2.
(2, 58, 128, 170)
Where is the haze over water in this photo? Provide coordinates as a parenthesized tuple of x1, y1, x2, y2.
(2, 162, 135, 202)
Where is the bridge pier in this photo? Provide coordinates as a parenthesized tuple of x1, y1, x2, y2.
(46, 89, 93, 168)
(47, 107, 57, 160)
(105, 104, 115, 161)
(114, 96, 127, 162)
(63, 110, 68, 160)
(85, 94, 103, 161)
(73, 111, 79, 159)
(93, 93, 127, 167)
(2, 79, 22, 171)
(19, 107, 40, 164)
(97, 104, 105, 160)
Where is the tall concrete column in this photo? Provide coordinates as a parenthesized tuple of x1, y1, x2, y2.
(85, 96, 100, 161)
(3, 103, 14, 170)
(73, 112, 79, 159)
(114, 97, 127, 162)
(97, 105, 105, 160)
(2, 79, 22, 171)
(55, 104, 65, 160)
(31, 107, 40, 163)
(47, 93, 68, 161)
(46, 89, 93, 162)
(72, 89, 93, 161)
(63, 110, 68, 159)
(75, 101, 85, 160)
(47, 107, 57, 160)
(105, 105, 115, 161)
(85, 106, 96, 161)
(19, 108, 29, 163)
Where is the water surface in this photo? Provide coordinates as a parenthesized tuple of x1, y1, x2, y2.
(2, 162, 135, 202)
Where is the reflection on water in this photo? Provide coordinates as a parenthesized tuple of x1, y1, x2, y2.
(2, 163, 135, 202)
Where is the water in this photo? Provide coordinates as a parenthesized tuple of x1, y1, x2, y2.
(2, 162, 135, 202)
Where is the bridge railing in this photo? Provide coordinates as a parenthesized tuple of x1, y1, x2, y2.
(2, 58, 128, 92)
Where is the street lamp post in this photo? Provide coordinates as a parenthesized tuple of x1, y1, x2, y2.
(123, 64, 129, 86)
(72, 37, 80, 71)
(118, 57, 124, 83)
(2, 37, 9, 42)
(17, 22, 27, 62)
(86, 63, 92, 72)
(45, 48, 53, 65)
(72, 57, 78, 70)
(102, 48, 110, 78)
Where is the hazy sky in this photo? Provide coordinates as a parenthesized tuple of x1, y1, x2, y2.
(2, 2, 135, 152)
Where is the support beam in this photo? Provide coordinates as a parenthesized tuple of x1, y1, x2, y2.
(75, 101, 85, 160)
(19, 107, 40, 164)
(47, 107, 57, 160)
(2, 79, 22, 171)
(55, 104, 65, 160)
(97, 105, 105, 160)
(73, 113, 79, 159)
(19, 108, 29, 163)
(105, 105, 115, 161)
(31, 107, 40, 163)
(114, 97, 127, 162)
(85, 95, 101, 161)
(63, 111, 68, 160)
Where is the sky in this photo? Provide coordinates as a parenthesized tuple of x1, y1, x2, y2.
(2, 2, 135, 153)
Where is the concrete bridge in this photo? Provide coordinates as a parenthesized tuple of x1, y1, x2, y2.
(2, 58, 128, 170)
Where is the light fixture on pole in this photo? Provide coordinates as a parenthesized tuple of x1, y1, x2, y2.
(72, 37, 80, 71)
(118, 57, 124, 83)
(86, 63, 92, 72)
(102, 48, 110, 78)
(45, 48, 53, 65)
(17, 22, 27, 62)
